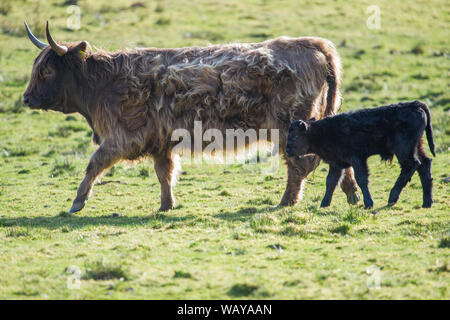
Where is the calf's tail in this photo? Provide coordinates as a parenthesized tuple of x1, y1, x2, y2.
(416, 101, 436, 157)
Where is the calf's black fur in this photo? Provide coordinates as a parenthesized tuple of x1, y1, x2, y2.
(286, 101, 435, 209)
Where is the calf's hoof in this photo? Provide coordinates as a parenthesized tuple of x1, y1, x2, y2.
(388, 193, 399, 206)
(364, 199, 374, 209)
(387, 201, 396, 207)
(320, 200, 331, 208)
(422, 202, 433, 208)
(346, 192, 360, 205)
(69, 200, 85, 214)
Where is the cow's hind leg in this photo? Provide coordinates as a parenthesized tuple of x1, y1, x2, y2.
(70, 145, 120, 213)
(320, 165, 344, 207)
(153, 153, 179, 211)
(280, 154, 320, 206)
(340, 167, 360, 205)
(417, 148, 433, 208)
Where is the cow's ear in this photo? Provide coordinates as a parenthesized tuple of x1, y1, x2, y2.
(72, 41, 91, 60)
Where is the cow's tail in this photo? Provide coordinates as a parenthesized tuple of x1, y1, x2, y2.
(415, 101, 436, 157)
(311, 39, 342, 116)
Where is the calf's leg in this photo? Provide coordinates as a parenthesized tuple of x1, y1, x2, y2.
(320, 165, 343, 207)
(417, 152, 433, 208)
(388, 131, 422, 206)
(388, 159, 420, 206)
(352, 159, 374, 209)
(280, 154, 320, 206)
(154, 153, 178, 211)
(70, 145, 120, 213)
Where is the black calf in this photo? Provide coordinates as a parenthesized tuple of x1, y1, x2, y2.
(286, 101, 435, 209)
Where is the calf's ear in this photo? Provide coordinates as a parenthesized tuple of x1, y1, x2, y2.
(296, 120, 308, 132)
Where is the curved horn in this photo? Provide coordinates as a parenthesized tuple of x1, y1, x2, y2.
(24, 21, 47, 50)
(46, 21, 68, 56)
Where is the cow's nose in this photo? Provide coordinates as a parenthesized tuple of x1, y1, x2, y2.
(23, 96, 30, 106)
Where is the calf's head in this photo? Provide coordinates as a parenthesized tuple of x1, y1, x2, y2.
(23, 22, 90, 114)
(286, 120, 311, 157)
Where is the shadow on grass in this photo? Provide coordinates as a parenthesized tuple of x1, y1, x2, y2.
(214, 203, 373, 222)
(214, 205, 284, 222)
(0, 204, 388, 230)
(310, 203, 394, 217)
(0, 213, 196, 230)
(370, 204, 396, 214)
(0, 205, 281, 230)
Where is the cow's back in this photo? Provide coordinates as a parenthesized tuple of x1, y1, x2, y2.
(147, 37, 332, 132)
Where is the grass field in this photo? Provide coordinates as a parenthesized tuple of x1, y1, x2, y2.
(0, 0, 449, 299)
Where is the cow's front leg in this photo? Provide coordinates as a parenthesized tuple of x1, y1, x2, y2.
(340, 167, 360, 205)
(69, 145, 120, 213)
(280, 154, 321, 206)
(153, 154, 177, 211)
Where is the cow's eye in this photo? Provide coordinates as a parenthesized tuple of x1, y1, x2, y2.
(41, 69, 54, 78)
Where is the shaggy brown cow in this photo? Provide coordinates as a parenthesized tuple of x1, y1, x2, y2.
(23, 22, 359, 213)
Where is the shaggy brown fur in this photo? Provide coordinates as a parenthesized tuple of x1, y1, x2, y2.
(23, 32, 359, 212)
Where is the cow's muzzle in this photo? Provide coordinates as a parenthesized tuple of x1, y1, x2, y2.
(23, 95, 39, 108)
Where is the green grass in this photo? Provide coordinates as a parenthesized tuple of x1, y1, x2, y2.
(0, 0, 449, 299)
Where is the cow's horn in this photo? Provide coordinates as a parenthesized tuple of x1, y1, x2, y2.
(46, 21, 68, 56)
(24, 21, 47, 50)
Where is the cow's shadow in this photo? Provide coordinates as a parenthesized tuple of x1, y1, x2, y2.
(0, 204, 285, 230)
(0, 211, 196, 230)
(1, 203, 379, 230)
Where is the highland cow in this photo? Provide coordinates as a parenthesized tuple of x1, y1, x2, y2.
(23, 21, 360, 213)
(286, 101, 435, 209)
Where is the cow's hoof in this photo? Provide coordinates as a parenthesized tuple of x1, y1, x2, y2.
(278, 199, 296, 207)
(69, 201, 85, 214)
(158, 204, 174, 211)
(346, 192, 360, 205)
